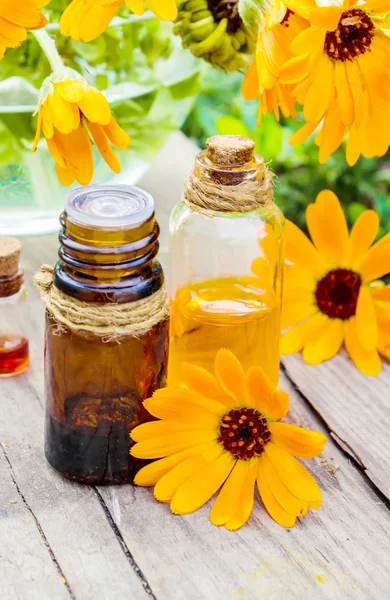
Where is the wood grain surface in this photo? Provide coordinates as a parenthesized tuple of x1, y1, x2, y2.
(1, 133, 389, 599)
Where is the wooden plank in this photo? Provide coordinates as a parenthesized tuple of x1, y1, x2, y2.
(99, 369, 390, 600)
(282, 353, 390, 501)
(1, 237, 154, 600)
(0, 449, 71, 600)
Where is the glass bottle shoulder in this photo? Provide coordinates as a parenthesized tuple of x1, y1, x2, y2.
(169, 200, 284, 237)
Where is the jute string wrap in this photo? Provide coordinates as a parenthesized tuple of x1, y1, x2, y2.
(34, 265, 169, 338)
(183, 168, 274, 216)
(182, 135, 274, 216)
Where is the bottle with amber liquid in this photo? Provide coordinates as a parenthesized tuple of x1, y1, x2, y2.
(168, 135, 284, 387)
(38, 185, 169, 485)
(0, 237, 29, 377)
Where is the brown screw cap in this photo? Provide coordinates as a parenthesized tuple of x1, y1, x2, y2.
(0, 237, 22, 278)
(207, 135, 255, 167)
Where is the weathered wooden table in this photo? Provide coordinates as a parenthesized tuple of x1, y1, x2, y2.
(1, 133, 390, 600)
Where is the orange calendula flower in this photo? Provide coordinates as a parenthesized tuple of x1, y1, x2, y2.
(131, 348, 326, 530)
(60, 0, 178, 42)
(280, 0, 390, 165)
(0, 0, 49, 59)
(242, 0, 314, 122)
(32, 73, 131, 186)
(281, 190, 390, 376)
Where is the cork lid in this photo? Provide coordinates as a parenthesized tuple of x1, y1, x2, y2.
(0, 237, 22, 278)
(207, 135, 255, 167)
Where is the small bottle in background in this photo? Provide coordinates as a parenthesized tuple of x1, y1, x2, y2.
(0, 237, 30, 377)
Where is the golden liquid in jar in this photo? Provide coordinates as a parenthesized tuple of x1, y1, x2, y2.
(168, 277, 281, 388)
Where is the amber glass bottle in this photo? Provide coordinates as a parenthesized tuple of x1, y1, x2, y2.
(0, 237, 29, 377)
(168, 136, 284, 388)
(44, 185, 169, 484)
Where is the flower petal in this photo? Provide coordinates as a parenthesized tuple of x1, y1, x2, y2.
(210, 460, 249, 526)
(124, 0, 144, 15)
(214, 348, 247, 406)
(306, 190, 349, 266)
(344, 318, 382, 376)
(290, 25, 325, 56)
(281, 300, 317, 330)
(355, 286, 378, 351)
(270, 390, 290, 421)
(131, 420, 213, 443)
(103, 118, 131, 149)
(224, 458, 259, 531)
(146, 388, 226, 421)
(154, 454, 210, 503)
(265, 442, 321, 501)
(358, 232, 390, 282)
(334, 61, 354, 126)
(242, 59, 259, 101)
(79, 87, 111, 125)
(86, 121, 121, 173)
(131, 430, 219, 459)
(262, 453, 307, 516)
(257, 460, 296, 528)
(302, 318, 344, 365)
(54, 126, 94, 185)
(134, 441, 222, 486)
(144, 0, 178, 20)
(309, 6, 343, 30)
(170, 452, 236, 515)
(245, 366, 273, 411)
(372, 284, 390, 303)
(284, 219, 327, 275)
(281, 313, 327, 355)
(181, 363, 226, 401)
(269, 422, 326, 458)
(57, 80, 88, 103)
(303, 54, 335, 124)
(348, 210, 380, 266)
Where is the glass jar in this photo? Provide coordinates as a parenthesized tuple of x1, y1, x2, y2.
(168, 136, 284, 388)
(43, 184, 169, 485)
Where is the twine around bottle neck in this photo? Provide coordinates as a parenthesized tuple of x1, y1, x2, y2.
(182, 165, 275, 217)
(34, 265, 169, 340)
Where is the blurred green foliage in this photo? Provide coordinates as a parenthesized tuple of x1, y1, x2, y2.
(182, 67, 390, 236)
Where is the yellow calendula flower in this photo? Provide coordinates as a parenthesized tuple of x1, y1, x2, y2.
(32, 73, 131, 186)
(242, 0, 313, 122)
(280, 0, 390, 165)
(0, 0, 49, 59)
(60, 0, 178, 42)
(131, 348, 326, 530)
(281, 190, 390, 376)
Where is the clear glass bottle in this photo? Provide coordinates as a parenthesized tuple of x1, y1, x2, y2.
(44, 185, 169, 485)
(168, 135, 284, 388)
(0, 237, 29, 377)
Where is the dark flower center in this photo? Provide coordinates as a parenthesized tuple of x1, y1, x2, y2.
(218, 407, 271, 460)
(315, 269, 362, 320)
(324, 9, 374, 62)
(207, 0, 242, 33)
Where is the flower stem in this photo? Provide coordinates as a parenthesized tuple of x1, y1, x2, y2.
(32, 29, 64, 72)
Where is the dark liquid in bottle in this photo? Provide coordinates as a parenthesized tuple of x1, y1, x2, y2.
(45, 393, 150, 484)
(45, 314, 168, 485)
(0, 335, 29, 376)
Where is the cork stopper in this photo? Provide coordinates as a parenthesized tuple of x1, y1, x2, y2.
(0, 237, 22, 278)
(207, 135, 255, 167)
